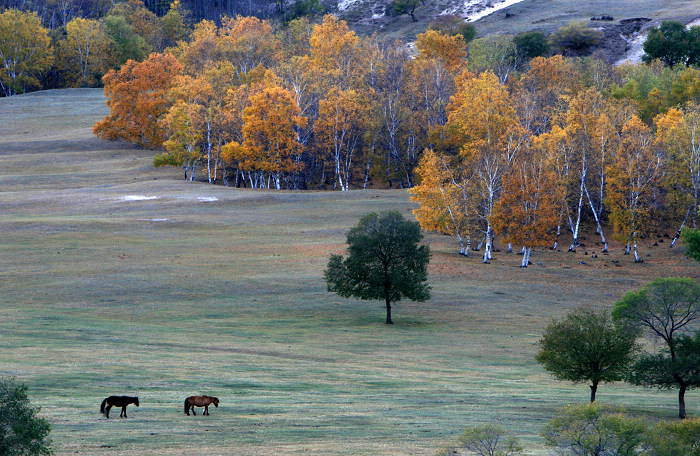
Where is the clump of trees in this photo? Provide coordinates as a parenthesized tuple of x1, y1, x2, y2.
(5, 3, 700, 266)
(643, 20, 700, 67)
(535, 277, 700, 419)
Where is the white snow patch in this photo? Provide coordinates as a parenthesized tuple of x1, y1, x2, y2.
(196, 196, 218, 202)
(121, 195, 160, 201)
(139, 218, 169, 222)
(441, 0, 526, 22)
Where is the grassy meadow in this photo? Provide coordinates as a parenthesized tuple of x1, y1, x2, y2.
(1, 89, 699, 456)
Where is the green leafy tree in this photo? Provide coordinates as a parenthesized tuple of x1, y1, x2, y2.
(428, 14, 476, 45)
(643, 21, 691, 67)
(103, 14, 150, 68)
(514, 31, 549, 60)
(542, 402, 648, 456)
(325, 211, 431, 324)
(550, 21, 603, 52)
(387, 0, 424, 22)
(536, 307, 638, 402)
(0, 377, 52, 456)
(682, 227, 700, 262)
(629, 331, 700, 419)
(612, 277, 700, 418)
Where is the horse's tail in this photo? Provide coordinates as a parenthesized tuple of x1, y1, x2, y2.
(100, 397, 108, 415)
(184, 398, 189, 414)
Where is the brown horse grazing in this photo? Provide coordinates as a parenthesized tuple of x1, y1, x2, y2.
(101, 396, 139, 418)
(184, 395, 219, 416)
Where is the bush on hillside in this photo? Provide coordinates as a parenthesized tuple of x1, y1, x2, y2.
(428, 14, 476, 44)
(514, 30, 550, 59)
(550, 21, 603, 51)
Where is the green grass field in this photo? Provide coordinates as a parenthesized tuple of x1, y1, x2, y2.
(1, 89, 699, 455)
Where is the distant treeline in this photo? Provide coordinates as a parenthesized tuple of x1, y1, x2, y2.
(0, 0, 321, 26)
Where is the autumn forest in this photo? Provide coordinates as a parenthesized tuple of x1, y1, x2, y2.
(3, 1, 700, 265)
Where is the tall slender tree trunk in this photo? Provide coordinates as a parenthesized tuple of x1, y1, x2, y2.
(590, 381, 598, 402)
(585, 185, 607, 252)
(385, 298, 393, 324)
(679, 384, 687, 419)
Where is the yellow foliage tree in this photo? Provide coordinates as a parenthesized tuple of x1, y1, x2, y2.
(57, 17, 109, 87)
(447, 70, 527, 262)
(0, 9, 53, 96)
(606, 116, 664, 262)
(656, 104, 700, 245)
(315, 87, 370, 190)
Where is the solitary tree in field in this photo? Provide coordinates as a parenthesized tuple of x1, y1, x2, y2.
(325, 211, 431, 324)
(613, 277, 700, 418)
(536, 307, 638, 402)
(0, 377, 52, 456)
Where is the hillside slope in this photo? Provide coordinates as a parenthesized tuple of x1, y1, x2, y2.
(336, 0, 700, 62)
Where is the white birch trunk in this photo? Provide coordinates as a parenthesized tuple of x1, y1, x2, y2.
(585, 184, 608, 252)
(671, 207, 691, 248)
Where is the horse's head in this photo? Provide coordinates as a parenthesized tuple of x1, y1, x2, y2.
(213, 397, 219, 407)
(134, 397, 140, 407)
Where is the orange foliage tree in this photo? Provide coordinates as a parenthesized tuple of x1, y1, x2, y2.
(221, 85, 307, 189)
(94, 52, 182, 148)
(493, 143, 559, 267)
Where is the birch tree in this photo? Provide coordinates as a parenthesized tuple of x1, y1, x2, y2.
(606, 116, 664, 262)
(0, 9, 53, 96)
(410, 149, 475, 255)
(315, 87, 369, 191)
(447, 71, 526, 263)
(492, 142, 559, 267)
(656, 105, 700, 247)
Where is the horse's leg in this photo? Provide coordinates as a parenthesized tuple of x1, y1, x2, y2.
(105, 405, 111, 418)
(121, 406, 127, 418)
(204, 405, 209, 415)
(192, 406, 196, 416)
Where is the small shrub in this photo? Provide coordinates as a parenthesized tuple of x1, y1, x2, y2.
(428, 14, 477, 44)
(550, 21, 603, 51)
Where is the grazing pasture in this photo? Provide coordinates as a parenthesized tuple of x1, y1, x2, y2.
(0, 89, 699, 455)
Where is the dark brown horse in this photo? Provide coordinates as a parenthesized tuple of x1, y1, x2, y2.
(184, 395, 219, 416)
(100, 396, 139, 418)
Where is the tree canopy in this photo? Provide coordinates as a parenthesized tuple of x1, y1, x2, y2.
(612, 276, 700, 418)
(536, 307, 638, 402)
(325, 211, 430, 324)
(0, 378, 52, 456)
